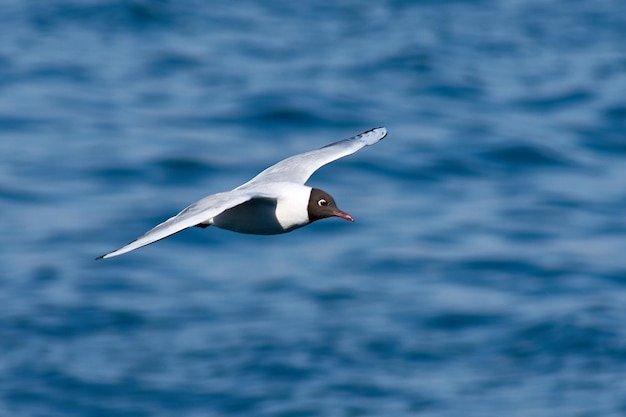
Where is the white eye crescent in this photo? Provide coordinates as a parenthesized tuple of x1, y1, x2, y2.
(318, 199, 328, 207)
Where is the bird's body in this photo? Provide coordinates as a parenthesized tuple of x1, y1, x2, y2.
(97, 127, 387, 259)
(207, 182, 311, 235)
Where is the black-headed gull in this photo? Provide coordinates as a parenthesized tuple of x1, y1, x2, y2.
(97, 127, 387, 259)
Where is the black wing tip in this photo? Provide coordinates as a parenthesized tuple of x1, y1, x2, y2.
(357, 126, 387, 143)
(369, 126, 387, 135)
(357, 126, 387, 139)
(374, 126, 388, 139)
(321, 127, 387, 149)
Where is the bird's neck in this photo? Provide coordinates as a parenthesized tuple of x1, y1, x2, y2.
(273, 183, 312, 231)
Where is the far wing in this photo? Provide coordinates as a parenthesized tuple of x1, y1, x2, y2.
(97, 190, 267, 259)
(237, 127, 387, 188)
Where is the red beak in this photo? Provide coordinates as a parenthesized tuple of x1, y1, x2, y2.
(333, 209, 354, 222)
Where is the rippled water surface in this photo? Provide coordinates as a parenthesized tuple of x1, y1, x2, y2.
(2, 1, 626, 416)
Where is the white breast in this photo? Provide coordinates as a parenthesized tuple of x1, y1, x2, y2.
(274, 183, 311, 231)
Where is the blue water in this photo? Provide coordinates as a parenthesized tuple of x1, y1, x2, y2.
(2, 0, 626, 416)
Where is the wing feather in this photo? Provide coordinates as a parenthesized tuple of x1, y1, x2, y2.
(237, 127, 387, 188)
(97, 190, 265, 259)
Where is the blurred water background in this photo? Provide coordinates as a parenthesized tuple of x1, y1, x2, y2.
(1, 0, 626, 416)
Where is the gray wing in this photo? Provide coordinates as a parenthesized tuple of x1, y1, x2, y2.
(97, 189, 269, 259)
(237, 127, 387, 188)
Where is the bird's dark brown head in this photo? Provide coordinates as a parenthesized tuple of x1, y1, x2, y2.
(307, 188, 354, 223)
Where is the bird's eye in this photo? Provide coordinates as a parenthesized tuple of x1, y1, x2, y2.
(318, 198, 328, 207)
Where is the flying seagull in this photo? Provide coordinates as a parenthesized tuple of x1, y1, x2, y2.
(97, 127, 387, 259)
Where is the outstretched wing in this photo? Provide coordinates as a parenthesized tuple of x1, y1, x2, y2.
(237, 127, 387, 188)
(97, 189, 269, 259)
